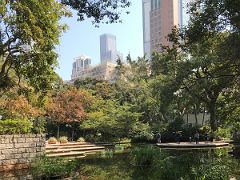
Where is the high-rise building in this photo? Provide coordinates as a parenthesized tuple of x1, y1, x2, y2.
(181, 0, 193, 27)
(100, 34, 117, 64)
(71, 55, 91, 80)
(142, 0, 151, 60)
(150, 0, 180, 53)
(143, 0, 181, 56)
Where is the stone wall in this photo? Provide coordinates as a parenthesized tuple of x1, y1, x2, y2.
(0, 134, 45, 171)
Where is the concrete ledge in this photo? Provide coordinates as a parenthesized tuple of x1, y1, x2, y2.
(156, 142, 229, 149)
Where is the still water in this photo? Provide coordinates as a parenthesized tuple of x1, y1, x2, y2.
(1, 145, 240, 180)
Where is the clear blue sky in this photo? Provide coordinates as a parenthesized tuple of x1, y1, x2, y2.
(56, 1, 143, 80)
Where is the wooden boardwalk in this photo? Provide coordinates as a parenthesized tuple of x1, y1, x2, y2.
(46, 142, 105, 158)
(156, 142, 229, 149)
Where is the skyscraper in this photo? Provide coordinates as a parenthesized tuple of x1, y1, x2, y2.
(100, 34, 117, 64)
(150, 0, 180, 53)
(143, 0, 181, 56)
(181, 0, 193, 27)
(142, 0, 151, 60)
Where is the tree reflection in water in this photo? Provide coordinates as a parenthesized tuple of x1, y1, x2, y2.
(79, 146, 240, 180)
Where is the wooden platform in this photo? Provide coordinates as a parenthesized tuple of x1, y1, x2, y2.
(46, 142, 105, 158)
(156, 142, 229, 149)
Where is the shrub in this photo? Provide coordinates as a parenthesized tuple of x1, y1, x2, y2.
(215, 128, 231, 140)
(48, 137, 57, 144)
(130, 146, 162, 167)
(31, 156, 79, 178)
(0, 118, 32, 135)
(59, 136, 68, 143)
(77, 137, 85, 143)
(32, 116, 46, 134)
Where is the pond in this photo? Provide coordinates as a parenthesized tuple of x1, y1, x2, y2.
(1, 145, 240, 180)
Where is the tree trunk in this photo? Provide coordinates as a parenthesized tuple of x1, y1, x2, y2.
(202, 108, 205, 126)
(194, 105, 198, 126)
(71, 129, 74, 142)
(57, 125, 60, 139)
(209, 102, 217, 132)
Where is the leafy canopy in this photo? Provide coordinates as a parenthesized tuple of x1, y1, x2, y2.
(0, 0, 69, 91)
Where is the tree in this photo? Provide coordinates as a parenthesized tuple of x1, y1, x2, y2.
(151, 0, 240, 132)
(115, 56, 162, 132)
(82, 98, 151, 141)
(181, 0, 240, 131)
(61, 0, 131, 25)
(46, 88, 86, 138)
(0, 0, 70, 92)
(0, 92, 42, 120)
(0, 0, 131, 93)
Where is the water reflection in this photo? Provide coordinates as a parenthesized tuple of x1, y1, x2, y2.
(79, 146, 240, 180)
(1, 146, 240, 180)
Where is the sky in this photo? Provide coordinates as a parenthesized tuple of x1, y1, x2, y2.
(56, 1, 143, 81)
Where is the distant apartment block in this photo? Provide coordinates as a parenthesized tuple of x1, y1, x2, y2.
(71, 55, 91, 79)
(100, 34, 118, 64)
(71, 55, 117, 82)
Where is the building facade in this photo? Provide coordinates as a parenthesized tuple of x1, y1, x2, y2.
(143, 0, 182, 56)
(150, 0, 180, 53)
(71, 55, 117, 82)
(142, 0, 151, 60)
(71, 55, 91, 80)
(100, 34, 117, 64)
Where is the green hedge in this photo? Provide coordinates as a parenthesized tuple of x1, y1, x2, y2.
(0, 118, 33, 135)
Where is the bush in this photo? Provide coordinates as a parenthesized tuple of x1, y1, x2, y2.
(0, 118, 32, 135)
(48, 137, 57, 144)
(31, 156, 79, 178)
(32, 116, 46, 134)
(130, 146, 161, 167)
(77, 137, 85, 143)
(215, 128, 231, 140)
(59, 136, 68, 143)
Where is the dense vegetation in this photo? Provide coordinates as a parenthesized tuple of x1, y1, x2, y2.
(0, 0, 239, 142)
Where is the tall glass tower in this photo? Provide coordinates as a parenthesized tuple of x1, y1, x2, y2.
(142, 0, 151, 60)
(100, 34, 117, 64)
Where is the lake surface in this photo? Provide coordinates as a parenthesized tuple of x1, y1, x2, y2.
(78, 145, 240, 180)
(1, 145, 240, 180)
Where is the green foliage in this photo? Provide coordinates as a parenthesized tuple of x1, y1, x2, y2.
(130, 146, 161, 167)
(215, 128, 231, 140)
(97, 149, 114, 159)
(82, 99, 151, 142)
(0, 0, 70, 92)
(31, 156, 79, 178)
(0, 118, 32, 135)
(61, 0, 131, 25)
(32, 116, 46, 134)
(150, 0, 240, 132)
(77, 146, 240, 180)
